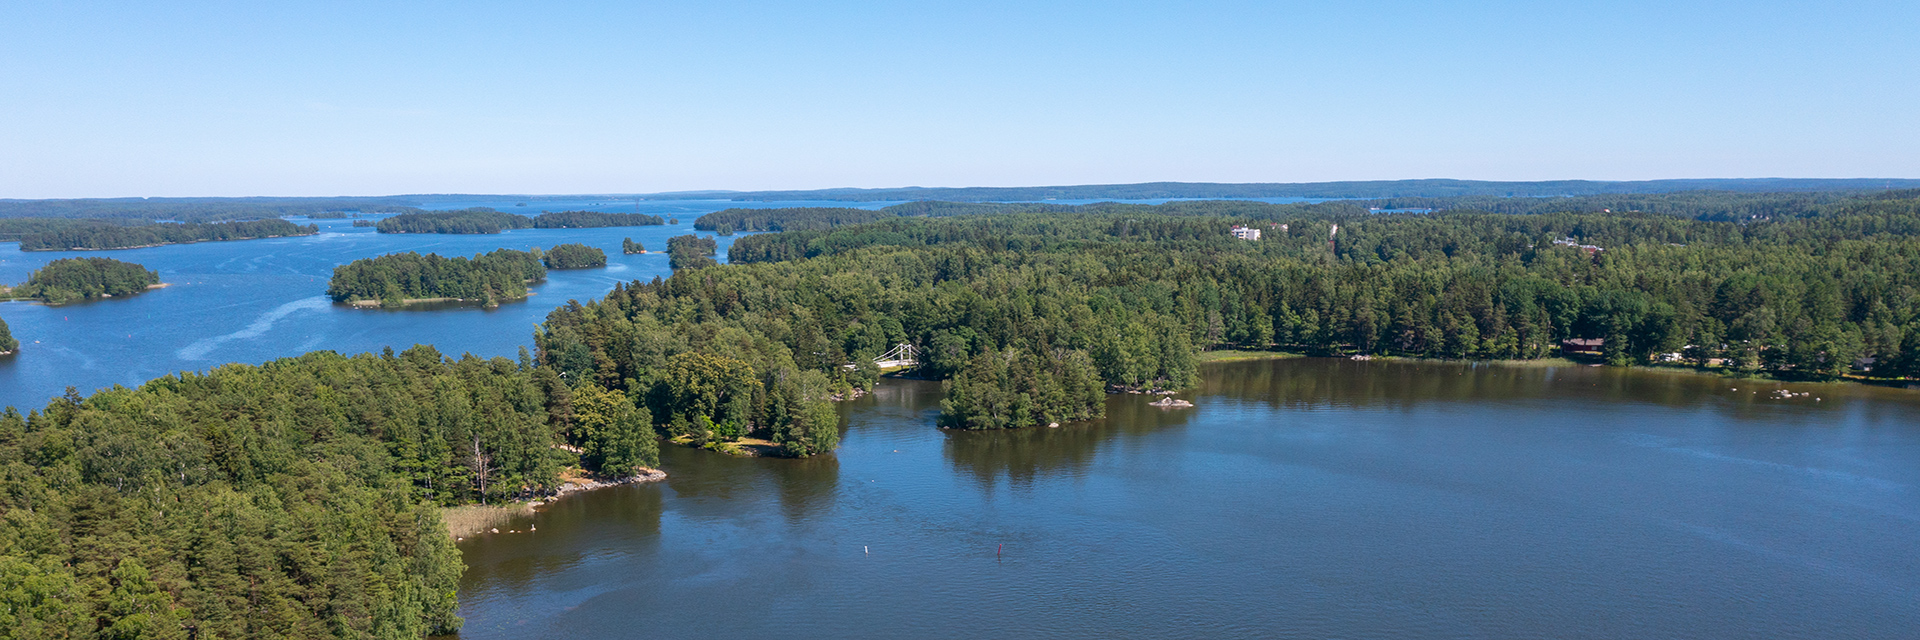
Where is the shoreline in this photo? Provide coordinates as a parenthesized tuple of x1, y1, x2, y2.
(345, 292, 533, 309)
(20, 232, 321, 252)
(442, 467, 667, 539)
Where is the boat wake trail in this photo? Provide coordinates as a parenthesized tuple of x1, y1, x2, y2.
(177, 295, 331, 361)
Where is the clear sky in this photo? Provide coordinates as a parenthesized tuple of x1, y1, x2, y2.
(1, 1, 1915, 197)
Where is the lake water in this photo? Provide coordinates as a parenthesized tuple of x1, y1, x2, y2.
(4, 202, 1917, 639)
(452, 359, 1920, 639)
(0, 198, 862, 411)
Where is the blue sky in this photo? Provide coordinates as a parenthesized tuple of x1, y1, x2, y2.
(1, 1, 1914, 197)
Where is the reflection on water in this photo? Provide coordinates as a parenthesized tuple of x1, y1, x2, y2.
(451, 359, 1920, 640)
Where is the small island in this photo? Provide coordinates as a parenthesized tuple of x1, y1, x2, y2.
(328, 249, 546, 308)
(622, 237, 646, 254)
(666, 234, 718, 269)
(3, 257, 161, 304)
(18, 219, 318, 251)
(0, 315, 17, 355)
(374, 208, 666, 234)
(543, 243, 607, 269)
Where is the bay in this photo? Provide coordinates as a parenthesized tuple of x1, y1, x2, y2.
(452, 359, 1920, 639)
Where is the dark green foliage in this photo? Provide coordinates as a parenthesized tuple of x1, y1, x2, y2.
(0, 346, 626, 638)
(0, 316, 15, 353)
(375, 209, 532, 234)
(17, 219, 318, 251)
(567, 382, 659, 476)
(542, 243, 607, 270)
(666, 234, 719, 270)
(328, 250, 546, 306)
(0, 218, 142, 242)
(939, 348, 1105, 430)
(9, 257, 159, 304)
(531, 211, 665, 228)
(622, 238, 644, 254)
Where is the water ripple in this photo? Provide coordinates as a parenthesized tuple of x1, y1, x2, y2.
(177, 295, 330, 360)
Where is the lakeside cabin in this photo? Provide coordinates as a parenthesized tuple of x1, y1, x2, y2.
(1561, 338, 1604, 357)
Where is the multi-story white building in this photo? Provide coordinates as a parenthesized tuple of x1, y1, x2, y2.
(1231, 225, 1262, 241)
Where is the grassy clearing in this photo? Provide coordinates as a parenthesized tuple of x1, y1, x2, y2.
(1197, 349, 1306, 363)
(441, 503, 535, 538)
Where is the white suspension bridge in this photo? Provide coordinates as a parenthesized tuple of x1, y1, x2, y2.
(845, 343, 921, 370)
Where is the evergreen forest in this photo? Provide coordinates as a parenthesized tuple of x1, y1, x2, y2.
(530, 211, 666, 228)
(542, 244, 607, 270)
(374, 209, 533, 234)
(17, 220, 319, 251)
(328, 250, 546, 307)
(0, 316, 15, 354)
(5, 258, 161, 304)
(665, 235, 718, 270)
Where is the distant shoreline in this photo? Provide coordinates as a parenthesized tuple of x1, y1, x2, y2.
(18, 231, 320, 252)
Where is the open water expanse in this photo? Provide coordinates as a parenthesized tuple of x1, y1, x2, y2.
(454, 360, 1920, 640)
(3, 201, 1917, 639)
(0, 198, 813, 411)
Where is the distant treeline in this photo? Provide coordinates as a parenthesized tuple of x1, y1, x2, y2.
(543, 243, 607, 269)
(695, 179, 1920, 203)
(375, 209, 665, 234)
(0, 197, 419, 222)
(706, 191, 1920, 250)
(0, 218, 141, 242)
(531, 210, 666, 228)
(328, 249, 546, 306)
(717, 195, 1920, 393)
(665, 234, 718, 270)
(5, 257, 159, 304)
(17, 219, 318, 251)
(376, 208, 533, 234)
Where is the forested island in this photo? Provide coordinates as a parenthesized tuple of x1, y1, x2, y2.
(0, 315, 15, 354)
(328, 249, 546, 307)
(531, 210, 666, 228)
(665, 234, 718, 269)
(376, 208, 533, 234)
(3, 257, 161, 304)
(374, 208, 666, 234)
(542, 243, 607, 269)
(16, 219, 318, 251)
(623, 238, 645, 253)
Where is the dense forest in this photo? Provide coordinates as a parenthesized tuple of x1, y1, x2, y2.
(375, 209, 533, 234)
(665, 234, 718, 270)
(5, 257, 160, 304)
(373, 209, 667, 234)
(0, 346, 674, 638)
(547, 191, 1920, 431)
(17, 219, 319, 251)
(622, 238, 645, 254)
(542, 243, 607, 270)
(530, 211, 666, 228)
(0, 315, 15, 354)
(328, 250, 546, 307)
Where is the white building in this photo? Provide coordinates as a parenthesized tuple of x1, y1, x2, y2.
(1231, 225, 1262, 241)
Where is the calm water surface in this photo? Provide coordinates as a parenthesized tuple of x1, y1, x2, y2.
(453, 359, 1920, 640)
(0, 198, 874, 410)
